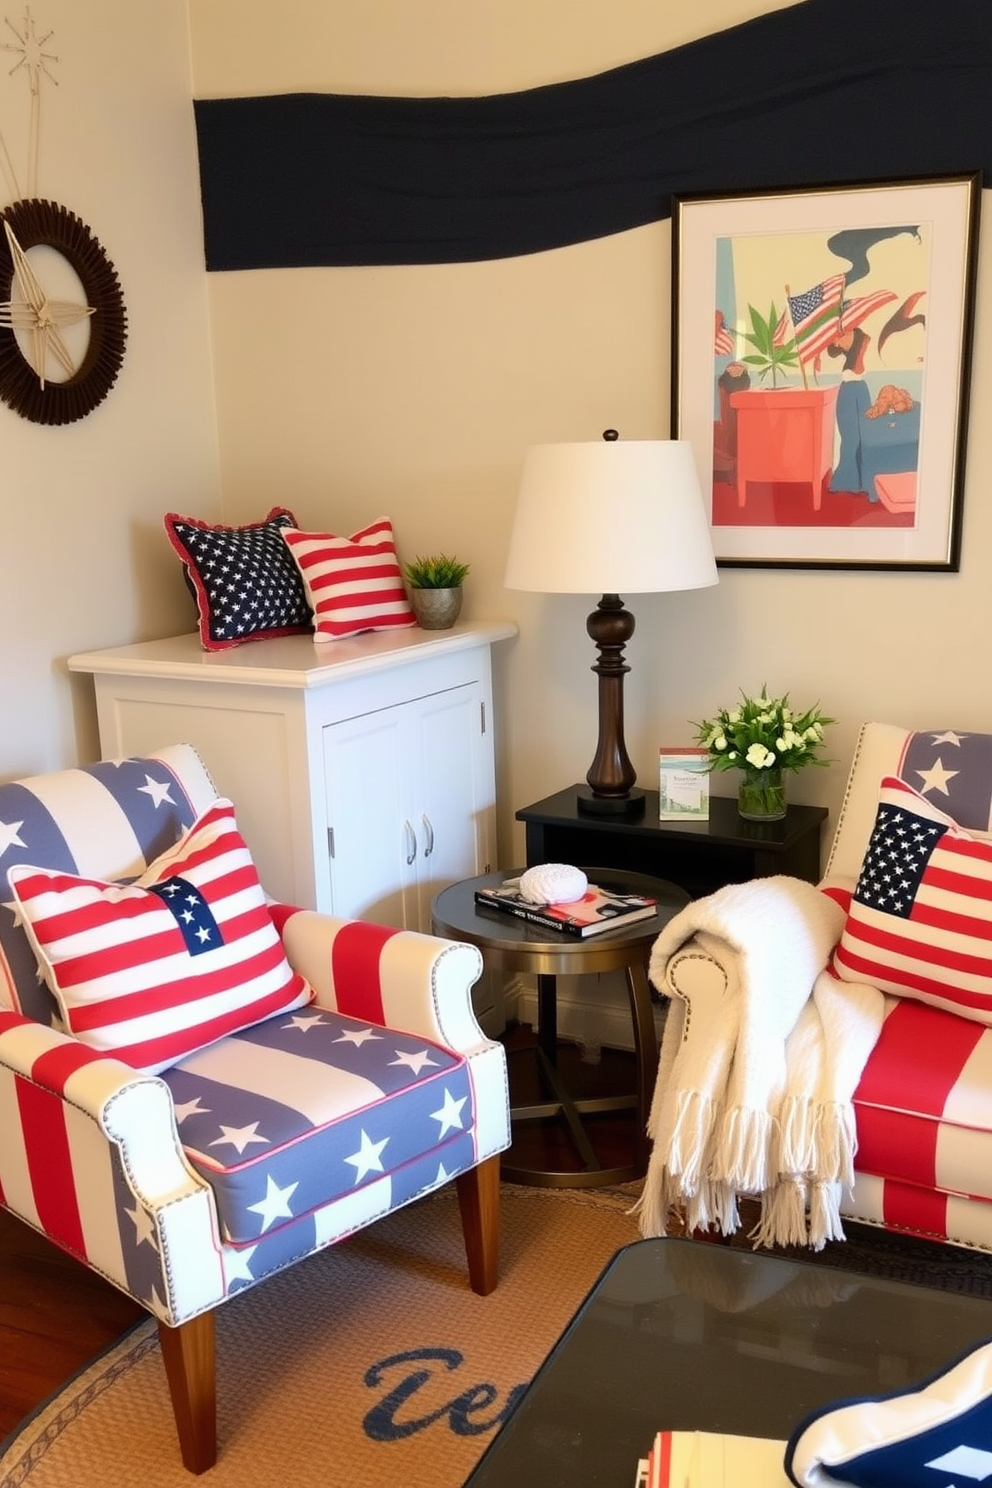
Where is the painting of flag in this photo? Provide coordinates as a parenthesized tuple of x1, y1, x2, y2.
(671, 174, 979, 568)
(779, 274, 845, 364)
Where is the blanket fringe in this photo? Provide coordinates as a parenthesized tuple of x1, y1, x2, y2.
(630, 1168, 676, 1238)
(717, 1106, 775, 1192)
(808, 1180, 846, 1250)
(813, 1103, 857, 1188)
(681, 1179, 740, 1238)
(778, 1095, 817, 1176)
(667, 1089, 720, 1190)
(752, 1179, 808, 1248)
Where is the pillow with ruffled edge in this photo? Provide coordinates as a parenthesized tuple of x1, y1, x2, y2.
(8, 798, 313, 1073)
(165, 506, 313, 650)
(280, 516, 416, 641)
(830, 772, 992, 1025)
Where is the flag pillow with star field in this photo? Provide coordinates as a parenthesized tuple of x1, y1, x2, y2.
(7, 798, 313, 1072)
(831, 774, 992, 1025)
(165, 506, 313, 650)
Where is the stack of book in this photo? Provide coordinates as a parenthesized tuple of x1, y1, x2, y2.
(635, 1431, 789, 1487)
(473, 879, 658, 938)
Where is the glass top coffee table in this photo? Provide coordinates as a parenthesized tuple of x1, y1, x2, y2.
(465, 1235, 992, 1487)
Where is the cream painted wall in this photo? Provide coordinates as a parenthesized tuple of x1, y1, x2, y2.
(0, 0, 219, 778)
(189, 0, 992, 870)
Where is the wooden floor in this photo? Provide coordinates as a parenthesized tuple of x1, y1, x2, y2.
(0, 1029, 639, 1444)
(0, 1208, 144, 1441)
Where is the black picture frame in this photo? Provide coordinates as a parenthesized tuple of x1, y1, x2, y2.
(671, 172, 981, 570)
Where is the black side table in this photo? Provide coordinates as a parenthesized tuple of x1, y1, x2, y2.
(517, 786, 828, 899)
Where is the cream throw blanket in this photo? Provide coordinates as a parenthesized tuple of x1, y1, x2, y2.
(635, 875, 886, 1250)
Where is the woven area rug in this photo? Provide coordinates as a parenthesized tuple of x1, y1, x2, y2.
(0, 1182, 643, 1488)
(8, 1185, 992, 1488)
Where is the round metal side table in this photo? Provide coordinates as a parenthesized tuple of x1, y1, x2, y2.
(431, 867, 688, 1187)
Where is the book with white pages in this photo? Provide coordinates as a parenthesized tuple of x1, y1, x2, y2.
(634, 1430, 790, 1488)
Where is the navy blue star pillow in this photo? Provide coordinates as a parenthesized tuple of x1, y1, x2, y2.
(165, 507, 313, 650)
(786, 1334, 992, 1487)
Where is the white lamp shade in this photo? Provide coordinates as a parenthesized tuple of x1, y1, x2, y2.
(505, 439, 718, 595)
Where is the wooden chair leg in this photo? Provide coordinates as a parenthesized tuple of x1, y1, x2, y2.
(158, 1311, 217, 1474)
(455, 1154, 501, 1296)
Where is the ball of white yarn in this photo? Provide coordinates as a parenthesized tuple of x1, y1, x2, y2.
(518, 863, 588, 905)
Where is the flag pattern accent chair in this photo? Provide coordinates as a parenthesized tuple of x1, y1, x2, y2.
(0, 746, 510, 1473)
(657, 723, 992, 1253)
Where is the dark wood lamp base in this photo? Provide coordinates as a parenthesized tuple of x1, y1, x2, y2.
(579, 592, 646, 816)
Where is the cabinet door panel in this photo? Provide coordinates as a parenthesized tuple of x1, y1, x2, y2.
(322, 709, 416, 926)
(412, 683, 488, 928)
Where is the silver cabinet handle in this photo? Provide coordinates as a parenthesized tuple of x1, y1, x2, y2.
(422, 814, 434, 858)
(404, 819, 417, 865)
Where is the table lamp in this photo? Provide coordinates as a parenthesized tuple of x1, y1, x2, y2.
(505, 430, 718, 817)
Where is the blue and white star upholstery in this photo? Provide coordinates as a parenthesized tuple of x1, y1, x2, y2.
(0, 745, 510, 1473)
(660, 722, 992, 1255)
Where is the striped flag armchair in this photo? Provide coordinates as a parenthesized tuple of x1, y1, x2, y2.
(0, 744, 510, 1473)
(643, 722, 992, 1255)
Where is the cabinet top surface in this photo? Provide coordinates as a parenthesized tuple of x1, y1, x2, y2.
(68, 621, 518, 689)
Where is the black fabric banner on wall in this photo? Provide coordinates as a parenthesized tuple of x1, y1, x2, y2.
(193, 0, 990, 271)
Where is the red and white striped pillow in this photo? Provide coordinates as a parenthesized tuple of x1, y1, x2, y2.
(280, 516, 416, 641)
(8, 799, 313, 1072)
(831, 774, 992, 1024)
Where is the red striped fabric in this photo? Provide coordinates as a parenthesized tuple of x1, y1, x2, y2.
(654, 1430, 673, 1488)
(8, 799, 313, 1072)
(856, 999, 984, 1117)
(15, 1074, 87, 1257)
(882, 1180, 948, 1239)
(31, 1040, 118, 1092)
(280, 517, 416, 641)
(855, 1105, 939, 1189)
(832, 775, 992, 1023)
(330, 920, 398, 1022)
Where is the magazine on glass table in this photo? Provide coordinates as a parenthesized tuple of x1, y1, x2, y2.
(473, 879, 659, 938)
(635, 1431, 790, 1487)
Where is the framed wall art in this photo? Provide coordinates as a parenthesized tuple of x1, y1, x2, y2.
(671, 173, 981, 569)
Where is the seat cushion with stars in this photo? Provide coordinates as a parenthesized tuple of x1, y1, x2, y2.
(160, 1005, 476, 1245)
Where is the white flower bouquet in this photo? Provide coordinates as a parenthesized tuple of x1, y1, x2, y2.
(694, 688, 834, 775)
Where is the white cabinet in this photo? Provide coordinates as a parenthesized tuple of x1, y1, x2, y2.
(68, 623, 515, 935)
(322, 680, 490, 928)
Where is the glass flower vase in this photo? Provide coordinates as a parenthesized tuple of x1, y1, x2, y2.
(738, 765, 787, 821)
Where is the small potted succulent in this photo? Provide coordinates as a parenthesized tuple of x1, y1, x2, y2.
(403, 553, 470, 630)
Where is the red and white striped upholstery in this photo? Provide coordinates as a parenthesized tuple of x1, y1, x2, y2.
(0, 745, 509, 1469)
(663, 723, 992, 1253)
(822, 724, 992, 1248)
